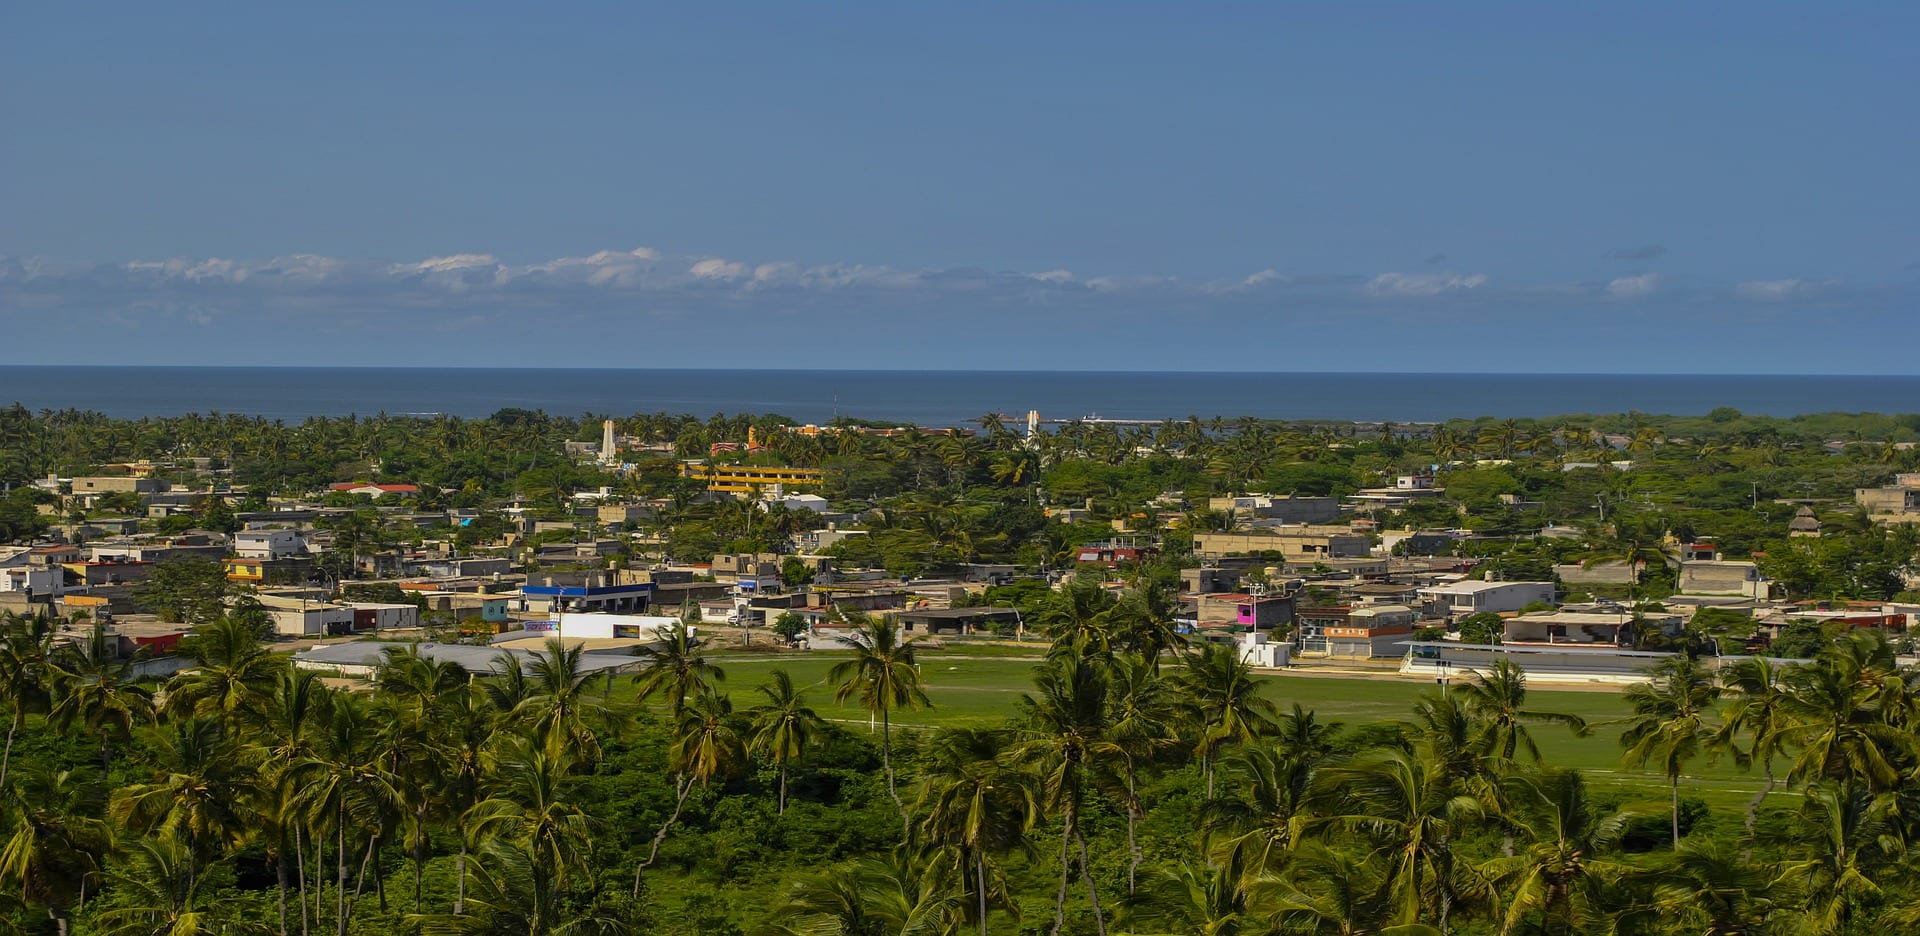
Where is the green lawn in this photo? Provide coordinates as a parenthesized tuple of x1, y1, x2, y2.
(704, 647, 1778, 811)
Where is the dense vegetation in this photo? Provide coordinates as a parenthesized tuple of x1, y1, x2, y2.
(7, 403, 1920, 601)
(6, 401, 1920, 932)
(5, 604, 1920, 935)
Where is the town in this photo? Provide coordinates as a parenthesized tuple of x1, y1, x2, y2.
(4, 406, 1916, 685)
(3, 402, 1920, 935)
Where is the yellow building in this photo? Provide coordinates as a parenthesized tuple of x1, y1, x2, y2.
(224, 558, 267, 583)
(680, 461, 826, 494)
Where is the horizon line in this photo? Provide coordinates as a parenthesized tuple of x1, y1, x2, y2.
(4, 364, 1920, 379)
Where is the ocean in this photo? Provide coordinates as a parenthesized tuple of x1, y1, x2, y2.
(1, 367, 1916, 425)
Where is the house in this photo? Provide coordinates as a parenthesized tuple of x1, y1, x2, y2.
(1855, 474, 1920, 518)
(900, 607, 1021, 635)
(1238, 631, 1291, 667)
(1075, 539, 1158, 567)
(347, 602, 420, 631)
(521, 574, 655, 615)
(1329, 604, 1418, 659)
(1678, 560, 1769, 599)
(763, 493, 832, 514)
(1416, 580, 1556, 620)
(793, 524, 866, 552)
(2, 566, 63, 597)
(1400, 641, 1679, 685)
(1501, 608, 1683, 647)
(263, 601, 357, 638)
(1788, 507, 1822, 538)
(528, 611, 681, 642)
(235, 530, 307, 560)
(401, 588, 512, 624)
(70, 476, 168, 495)
(1194, 592, 1294, 630)
(61, 560, 155, 588)
(1208, 495, 1342, 524)
(1380, 529, 1463, 556)
(328, 483, 421, 497)
(1182, 565, 1248, 595)
(29, 545, 85, 567)
(1552, 560, 1637, 585)
(1194, 528, 1373, 562)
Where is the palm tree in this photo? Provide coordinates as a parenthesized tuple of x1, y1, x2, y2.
(1313, 749, 1483, 930)
(763, 856, 961, 936)
(251, 669, 335, 936)
(631, 619, 723, 721)
(91, 836, 260, 936)
(826, 616, 930, 815)
(463, 737, 596, 934)
(1201, 744, 1316, 883)
(481, 653, 535, 716)
(1778, 632, 1913, 794)
(634, 689, 745, 896)
(289, 698, 400, 936)
(1652, 840, 1779, 936)
(1014, 652, 1117, 936)
(422, 687, 497, 917)
(48, 621, 157, 773)
(164, 612, 285, 726)
(1479, 769, 1634, 935)
(1714, 655, 1796, 836)
(1257, 845, 1402, 936)
(0, 610, 57, 789)
(1034, 580, 1120, 651)
(1176, 642, 1280, 798)
(748, 669, 826, 814)
(373, 642, 467, 717)
(516, 638, 613, 764)
(1619, 655, 1722, 848)
(1103, 653, 1183, 893)
(1128, 860, 1255, 936)
(1107, 583, 1187, 668)
(914, 727, 1036, 936)
(0, 765, 114, 936)
(1455, 659, 1589, 765)
(112, 717, 257, 880)
(1774, 782, 1900, 935)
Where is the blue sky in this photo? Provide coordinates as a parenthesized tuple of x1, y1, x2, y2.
(3, 3, 1916, 371)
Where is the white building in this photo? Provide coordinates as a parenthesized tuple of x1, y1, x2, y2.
(532, 612, 683, 642)
(235, 530, 307, 560)
(1417, 580, 1556, 619)
(1678, 560, 1770, 599)
(1238, 631, 1291, 668)
(1, 566, 62, 596)
(347, 602, 421, 631)
(267, 604, 356, 638)
(763, 493, 832, 514)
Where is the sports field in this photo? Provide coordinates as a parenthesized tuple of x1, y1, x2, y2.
(704, 645, 1776, 811)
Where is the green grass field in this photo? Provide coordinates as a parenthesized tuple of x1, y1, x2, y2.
(704, 646, 1777, 811)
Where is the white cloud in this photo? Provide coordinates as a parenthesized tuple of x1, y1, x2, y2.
(1364, 271, 1489, 297)
(1031, 269, 1074, 284)
(394, 254, 499, 276)
(1606, 273, 1661, 298)
(1736, 278, 1816, 300)
(689, 258, 749, 279)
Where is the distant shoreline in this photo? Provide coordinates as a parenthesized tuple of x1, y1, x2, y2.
(2, 366, 1917, 425)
